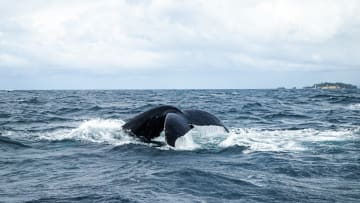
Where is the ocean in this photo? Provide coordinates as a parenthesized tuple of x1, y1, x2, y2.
(1, 89, 359, 202)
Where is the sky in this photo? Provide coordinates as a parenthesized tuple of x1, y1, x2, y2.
(0, 0, 359, 89)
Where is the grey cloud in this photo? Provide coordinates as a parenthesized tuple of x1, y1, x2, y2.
(0, 0, 359, 89)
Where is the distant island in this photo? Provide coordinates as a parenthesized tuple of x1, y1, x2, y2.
(305, 82, 358, 90)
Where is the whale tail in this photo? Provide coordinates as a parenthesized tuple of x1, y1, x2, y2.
(122, 105, 228, 146)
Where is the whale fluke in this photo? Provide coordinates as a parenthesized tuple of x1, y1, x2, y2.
(122, 105, 228, 146)
(183, 110, 229, 132)
(164, 113, 193, 147)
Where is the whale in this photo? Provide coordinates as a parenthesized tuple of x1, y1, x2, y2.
(122, 105, 228, 147)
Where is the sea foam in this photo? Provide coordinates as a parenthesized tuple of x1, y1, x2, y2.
(37, 119, 359, 153)
(39, 119, 140, 146)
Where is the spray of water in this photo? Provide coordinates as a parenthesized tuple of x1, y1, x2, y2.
(37, 119, 358, 152)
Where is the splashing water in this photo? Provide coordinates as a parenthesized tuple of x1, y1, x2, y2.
(37, 119, 358, 153)
(39, 119, 140, 146)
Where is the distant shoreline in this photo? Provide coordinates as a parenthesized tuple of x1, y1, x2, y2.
(304, 82, 358, 90)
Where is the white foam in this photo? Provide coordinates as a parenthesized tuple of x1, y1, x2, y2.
(220, 128, 358, 153)
(348, 103, 360, 110)
(174, 133, 200, 150)
(220, 129, 304, 153)
(37, 119, 359, 153)
(39, 119, 140, 146)
(174, 126, 228, 150)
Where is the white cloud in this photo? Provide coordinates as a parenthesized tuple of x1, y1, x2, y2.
(0, 0, 359, 75)
(0, 53, 30, 66)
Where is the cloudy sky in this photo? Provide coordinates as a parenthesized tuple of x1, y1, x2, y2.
(0, 0, 359, 89)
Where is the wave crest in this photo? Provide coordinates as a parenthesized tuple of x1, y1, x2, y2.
(37, 119, 359, 153)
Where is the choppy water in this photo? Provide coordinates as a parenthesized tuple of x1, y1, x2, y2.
(1, 89, 359, 202)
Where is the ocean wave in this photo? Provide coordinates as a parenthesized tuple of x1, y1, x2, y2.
(0, 113, 11, 118)
(348, 103, 360, 110)
(309, 93, 360, 105)
(56, 107, 82, 114)
(17, 97, 45, 105)
(263, 112, 310, 119)
(34, 119, 359, 153)
(0, 136, 31, 149)
(242, 102, 262, 110)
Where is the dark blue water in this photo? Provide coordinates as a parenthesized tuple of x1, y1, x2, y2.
(1, 89, 359, 202)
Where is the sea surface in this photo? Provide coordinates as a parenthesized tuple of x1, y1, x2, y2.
(1, 89, 359, 202)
